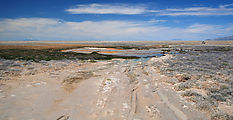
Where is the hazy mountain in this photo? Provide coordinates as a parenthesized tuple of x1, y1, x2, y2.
(207, 35, 233, 41)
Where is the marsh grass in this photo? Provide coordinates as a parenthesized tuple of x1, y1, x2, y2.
(0, 49, 139, 62)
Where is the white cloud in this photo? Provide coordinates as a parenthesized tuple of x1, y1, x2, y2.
(66, 3, 146, 14)
(158, 4, 233, 16)
(65, 3, 233, 16)
(0, 18, 233, 41)
(148, 19, 167, 24)
(220, 3, 233, 8)
(186, 24, 223, 33)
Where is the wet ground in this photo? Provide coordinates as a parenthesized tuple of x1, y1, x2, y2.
(62, 47, 164, 57)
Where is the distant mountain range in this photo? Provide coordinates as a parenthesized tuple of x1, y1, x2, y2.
(206, 35, 233, 41)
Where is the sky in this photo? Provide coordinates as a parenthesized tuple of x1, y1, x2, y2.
(0, 0, 233, 41)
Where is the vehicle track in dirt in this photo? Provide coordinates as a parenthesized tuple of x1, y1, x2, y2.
(0, 56, 210, 120)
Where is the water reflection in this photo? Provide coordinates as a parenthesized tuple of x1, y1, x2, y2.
(63, 47, 164, 58)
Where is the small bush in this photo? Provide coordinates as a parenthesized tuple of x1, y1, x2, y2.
(182, 90, 202, 97)
(211, 111, 231, 120)
(210, 93, 226, 102)
(175, 80, 196, 91)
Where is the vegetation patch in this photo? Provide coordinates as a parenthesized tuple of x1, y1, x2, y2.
(153, 46, 233, 119)
(0, 49, 139, 62)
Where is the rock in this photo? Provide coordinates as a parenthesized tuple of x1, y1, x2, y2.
(146, 105, 160, 117)
(182, 105, 188, 109)
(175, 74, 191, 82)
(10, 94, 16, 97)
(22, 62, 30, 65)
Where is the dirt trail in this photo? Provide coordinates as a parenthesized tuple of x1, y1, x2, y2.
(0, 56, 210, 120)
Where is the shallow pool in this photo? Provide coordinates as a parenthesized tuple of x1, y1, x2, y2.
(62, 47, 164, 58)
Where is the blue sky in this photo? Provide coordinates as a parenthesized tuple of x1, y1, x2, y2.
(0, 0, 233, 41)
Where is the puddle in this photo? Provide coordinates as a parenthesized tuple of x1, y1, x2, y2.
(62, 47, 164, 58)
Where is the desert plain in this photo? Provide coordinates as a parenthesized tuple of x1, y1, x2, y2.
(0, 41, 233, 120)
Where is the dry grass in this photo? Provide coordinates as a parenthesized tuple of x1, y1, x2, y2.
(0, 43, 89, 50)
(1, 41, 232, 50)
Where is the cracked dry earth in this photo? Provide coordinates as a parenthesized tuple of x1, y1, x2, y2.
(0, 56, 210, 120)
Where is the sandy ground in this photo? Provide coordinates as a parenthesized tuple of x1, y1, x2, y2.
(0, 55, 210, 120)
